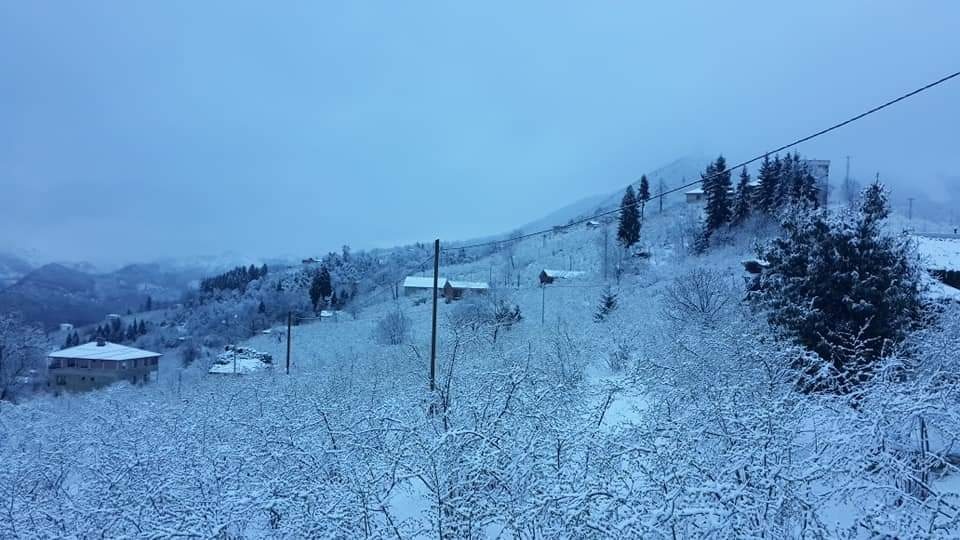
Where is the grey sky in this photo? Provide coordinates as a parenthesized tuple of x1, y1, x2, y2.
(1, 1, 957, 266)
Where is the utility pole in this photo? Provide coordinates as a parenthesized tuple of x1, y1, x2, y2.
(908, 197, 915, 221)
(429, 239, 440, 394)
(602, 226, 608, 280)
(540, 285, 546, 326)
(285, 311, 292, 375)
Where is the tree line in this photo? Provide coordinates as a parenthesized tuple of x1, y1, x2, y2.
(200, 264, 269, 293)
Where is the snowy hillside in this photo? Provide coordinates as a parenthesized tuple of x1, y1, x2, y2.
(3, 179, 960, 538)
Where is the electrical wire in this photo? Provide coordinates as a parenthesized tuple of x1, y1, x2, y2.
(450, 70, 960, 252)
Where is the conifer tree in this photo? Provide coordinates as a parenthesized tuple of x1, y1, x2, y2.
(594, 287, 619, 322)
(731, 166, 752, 226)
(318, 267, 333, 300)
(145, 296, 152, 311)
(138, 320, 146, 335)
(753, 182, 922, 392)
(754, 155, 778, 214)
(258, 300, 266, 314)
(638, 175, 650, 203)
(702, 155, 732, 236)
(617, 185, 641, 248)
(330, 290, 339, 309)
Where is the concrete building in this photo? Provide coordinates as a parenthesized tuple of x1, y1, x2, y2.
(802, 159, 830, 204)
(47, 340, 161, 393)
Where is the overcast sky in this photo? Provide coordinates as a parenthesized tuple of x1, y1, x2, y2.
(0, 1, 957, 266)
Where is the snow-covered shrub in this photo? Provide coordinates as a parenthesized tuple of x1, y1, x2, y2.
(661, 267, 735, 326)
(375, 309, 410, 345)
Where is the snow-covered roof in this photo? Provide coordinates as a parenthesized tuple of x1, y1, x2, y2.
(49, 341, 161, 361)
(447, 281, 489, 290)
(914, 235, 960, 272)
(403, 276, 447, 289)
(541, 269, 586, 279)
(685, 188, 704, 195)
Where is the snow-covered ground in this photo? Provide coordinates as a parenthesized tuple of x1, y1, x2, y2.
(3, 200, 960, 538)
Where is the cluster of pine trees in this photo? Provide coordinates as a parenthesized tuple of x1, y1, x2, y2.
(200, 264, 269, 293)
(616, 174, 651, 249)
(307, 267, 354, 312)
(63, 318, 149, 348)
(701, 152, 821, 242)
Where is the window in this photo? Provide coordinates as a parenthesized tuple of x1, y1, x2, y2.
(67, 358, 76, 368)
(80, 359, 89, 369)
(90, 377, 95, 382)
(120, 362, 127, 370)
(55, 376, 66, 386)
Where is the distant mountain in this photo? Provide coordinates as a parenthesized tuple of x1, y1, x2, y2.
(0, 261, 207, 330)
(0, 252, 33, 288)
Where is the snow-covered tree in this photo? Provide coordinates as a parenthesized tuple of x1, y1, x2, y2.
(753, 182, 923, 391)
(702, 155, 732, 237)
(617, 185, 641, 248)
(731, 166, 752, 225)
(594, 286, 618, 322)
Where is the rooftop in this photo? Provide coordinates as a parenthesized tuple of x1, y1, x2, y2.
(541, 269, 586, 279)
(447, 280, 489, 290)
(49, 341, 162, 361)
(403, 276, 447, 288)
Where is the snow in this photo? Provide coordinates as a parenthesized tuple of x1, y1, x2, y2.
(48, 341, 161, 361)
(207, 345, 273, 375)
(402, 275, 446, 289)
(541, 269, 586, 280)
(446, 280, 489, 290)
(914, 234, 960, 271)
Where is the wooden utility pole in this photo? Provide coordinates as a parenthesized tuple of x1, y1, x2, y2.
(285, 311, 292, 375)
(429, 239, 440, 393)
(541, 285, 546, 326)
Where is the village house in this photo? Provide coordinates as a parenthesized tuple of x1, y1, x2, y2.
(443, 280, 489, 300)
(539, 269, 586, 285)
(685, 181, 761, 205)
(403, 275, 448, 296)
(47, 340, 161, 393)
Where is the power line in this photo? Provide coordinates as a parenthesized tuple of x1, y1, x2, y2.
(452, 70, 960, 252)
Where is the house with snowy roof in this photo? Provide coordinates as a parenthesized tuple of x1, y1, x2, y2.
(685, 181, 761, 205)
(48, 339, 161, 393)
(539, 269, 586, 285)
(403, 275, 448, 296)
(443, 280, 489, 300)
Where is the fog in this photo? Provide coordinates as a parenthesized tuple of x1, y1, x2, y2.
(0, 1, 957, 266)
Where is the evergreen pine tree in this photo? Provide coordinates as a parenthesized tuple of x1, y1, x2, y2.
(754, 155, 778, 214)
(138, 320, 146, 335)
(309, 272, 324, 311)
(617, 185, 641, 248)
(330, 290, 339, 309)
(260, 263, 268, 277)
(318, 267, 333, 300)
(594, 287, 619, 322)
(731, 167, 752, 226)
(145, 295, 152, 311)
(775, 153, 793, 207)
(753, 182, 922, 392)
(276, 279, 283, 292)
(638, 175, 650, 203)
(703, 155, 732, 236)
(258, 300, 266, 314)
